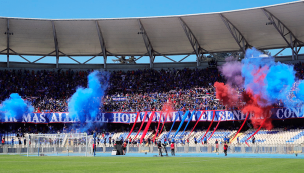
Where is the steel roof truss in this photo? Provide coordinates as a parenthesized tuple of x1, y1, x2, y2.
(32, 51, 56, 63)
(297, 47, 301, 54)
(274, 47, 286, 57)
(178, 53, 192, 62)
(5, 19, 11, 67)
(51, 21, 60, 68)
(138, 19, 155, 68)
(262, 8, 304, 60)
(95, 21, 107, 69)
(9, 48, 31, 63)
(219, 14, 250, 53)
(59, 51, 81, 64)
(153, 51, 176, 62)
(179, 18, 207, 66)
(0, 48, 7, 54)
(83, 52, 103, 64)
(135, 56, 143, 61)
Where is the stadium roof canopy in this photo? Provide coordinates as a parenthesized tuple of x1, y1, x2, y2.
(0, 1, 304, 68)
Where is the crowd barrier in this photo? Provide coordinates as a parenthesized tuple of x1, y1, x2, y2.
(0, 144, 303, 156)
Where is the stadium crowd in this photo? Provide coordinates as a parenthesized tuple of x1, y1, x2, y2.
(1, 61, 304, 112)
(0, 67, 225, 112)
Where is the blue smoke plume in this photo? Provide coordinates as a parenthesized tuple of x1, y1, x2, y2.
(295, 81, 304, 102)
(241, 47, 303, 108)
(0, 93, 34, 121)
(242, 48, 275, 96)
(265, 62, 295, 104)
(68, 71, 110, 124)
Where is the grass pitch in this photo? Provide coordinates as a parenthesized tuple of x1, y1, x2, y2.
(0, 155, 303, 173)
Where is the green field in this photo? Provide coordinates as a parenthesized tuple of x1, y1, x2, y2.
(0, 155, 303, 173)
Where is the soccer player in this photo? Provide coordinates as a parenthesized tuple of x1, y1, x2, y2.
(215, 139, 219, 153)
(170, 142, 175, 156)
(123, 141, 127, 155)
(224, 142, 228, 156)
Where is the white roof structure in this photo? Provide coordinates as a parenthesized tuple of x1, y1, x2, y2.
(0, 1, 304, 68)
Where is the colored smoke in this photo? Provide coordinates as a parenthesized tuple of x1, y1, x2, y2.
(241, 92, 273, 130)
(214, 82, 239, 108)
(215, 47, 304, 130)
(219, 56, 243, 87)
(295, 81, 304, 102)
(265, 63, 295, 104)
(0, 93, 34, 121)
(162, 99, 174, 120)
(158, 100, 175, 138)
(68, 71, 109, 124)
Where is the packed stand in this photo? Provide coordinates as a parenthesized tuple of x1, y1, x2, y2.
(0, 68, 225, 112)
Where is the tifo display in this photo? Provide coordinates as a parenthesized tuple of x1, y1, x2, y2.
(0, 48, 304, 157)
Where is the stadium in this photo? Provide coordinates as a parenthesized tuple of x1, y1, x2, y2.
(1, 0, 304, 172)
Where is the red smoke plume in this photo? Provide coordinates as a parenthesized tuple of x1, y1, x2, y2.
(162, 99, 174, 119)
(214, 82, 239, 108)
(242, 91, 273, 130)
(215, 81, 273, 130)
(157, 99, 175, 139)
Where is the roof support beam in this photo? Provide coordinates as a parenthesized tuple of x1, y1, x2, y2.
(179, 17, 208, 67)
(95, 21, 107, 69)
(219, 14, 250, 53)
(274, 47, 286, 57)
(134, 53, 148, 62)
(178, 53, 192, 62)
(83, 52, 103, 64)
(297, 47, 301, 54)
(9, 48, 31, 63)
(5, 19, 10, 68)
(262, 8, 304, 60)
(59, 51, 81, 64)
(32, 51, 56, 63)
(154, 51, 176, 62)
(52, 21, 60, 68)
(0, 48, 6, 54)
(135, 56, 143, 62)
(162, 55, 176, 62)
(138, 19, 155, 68)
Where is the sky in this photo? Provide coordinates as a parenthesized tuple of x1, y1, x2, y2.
(0, 0, 301, 64)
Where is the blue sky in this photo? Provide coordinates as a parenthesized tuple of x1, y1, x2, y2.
(0, 0, 300, 64)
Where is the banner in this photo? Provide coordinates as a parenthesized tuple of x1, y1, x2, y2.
(0, 108, 303, 124)
(112, 97, 127, 101)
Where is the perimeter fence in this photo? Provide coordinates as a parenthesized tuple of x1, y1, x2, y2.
(0, 143, 303, 156)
